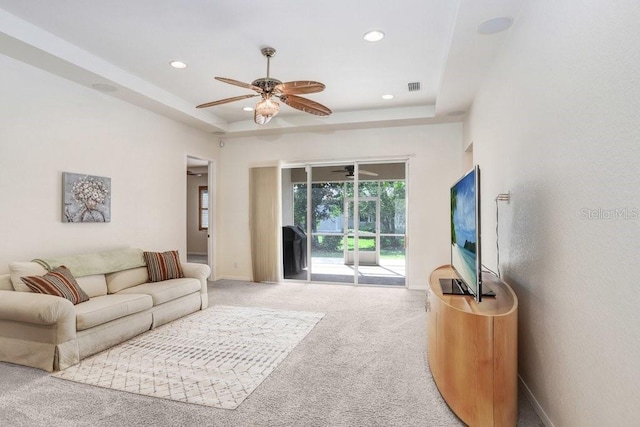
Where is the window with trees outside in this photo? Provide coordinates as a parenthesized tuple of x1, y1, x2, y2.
(199, 186, 208, 230)
(293, 180, 406, 258)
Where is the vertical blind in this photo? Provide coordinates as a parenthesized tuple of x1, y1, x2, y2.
(249, 166, 281, 282)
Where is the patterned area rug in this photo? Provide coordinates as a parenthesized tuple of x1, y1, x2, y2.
(52, 305, 324, 409)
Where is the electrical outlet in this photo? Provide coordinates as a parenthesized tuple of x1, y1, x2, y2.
(233, 262, 238, 268)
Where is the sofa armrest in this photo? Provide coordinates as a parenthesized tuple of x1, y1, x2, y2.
(0, 290, 75, 326)
(0, 290, 78, 371)
(181, 262, 210, 288)
(181, 263, 210, 308)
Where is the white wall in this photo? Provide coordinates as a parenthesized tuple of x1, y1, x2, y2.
(0, 54, 218, 272)
(217, 123, 463, 287)
(186, 173, 208, 254)
(465, 1, 640, 425)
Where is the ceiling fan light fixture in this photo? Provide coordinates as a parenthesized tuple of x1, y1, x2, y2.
(254, 114, 272, 125)
(363, 30, 385, 42)
(242, 106, 254, 112)
(254, 98, 280, 124)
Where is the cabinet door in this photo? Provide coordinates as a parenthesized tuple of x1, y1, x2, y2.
(438, 305, 494, 426)
(426, 289, 439, 380)
(493, 315, 518, 426)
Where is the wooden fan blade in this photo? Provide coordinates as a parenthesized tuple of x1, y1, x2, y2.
(273, 81, 326, 95)
(196, 94, 258, 109)
(215, 77, 263, 92)
(279, 95, 332, 116)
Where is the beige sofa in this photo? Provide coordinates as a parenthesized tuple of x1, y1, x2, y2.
(0, 248, 210, 372)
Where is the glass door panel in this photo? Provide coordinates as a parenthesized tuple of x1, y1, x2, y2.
(345, 199, 379, 266)
(283, 167, 309, 280)
(378, 180, 406, 286)
(309, 166, 352, 284)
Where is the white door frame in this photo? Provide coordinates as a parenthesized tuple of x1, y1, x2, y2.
(186, 155, 215, 281)
(207, 159, 216, 280)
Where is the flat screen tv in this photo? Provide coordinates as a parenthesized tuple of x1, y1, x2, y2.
(442, 165, 493, 302)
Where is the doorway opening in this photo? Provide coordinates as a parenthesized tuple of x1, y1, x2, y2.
(282, 161, 406, 286)
(186, 156, 214, 276)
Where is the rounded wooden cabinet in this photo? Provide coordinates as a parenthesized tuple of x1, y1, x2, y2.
(426, 265, 518, 427)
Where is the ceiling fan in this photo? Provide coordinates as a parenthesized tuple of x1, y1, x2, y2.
(331, 165, 379, 178)
(196, 47, 332, 125)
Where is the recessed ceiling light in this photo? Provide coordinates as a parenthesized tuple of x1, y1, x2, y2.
(382, 94, 394, 100)
(242, 106, 254, 112)
(170, 60, 188, 69)
(363, 30, 385, 42)
(91, 83, 117, 92)
(477, 17, 513, 34)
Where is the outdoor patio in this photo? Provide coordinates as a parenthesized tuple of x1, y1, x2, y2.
(287, 256, 406, 286)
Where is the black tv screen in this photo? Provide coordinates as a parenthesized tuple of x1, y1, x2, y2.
(450, 165, 482, 301)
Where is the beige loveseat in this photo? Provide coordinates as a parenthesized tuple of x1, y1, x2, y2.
(0, 248, 210, 372)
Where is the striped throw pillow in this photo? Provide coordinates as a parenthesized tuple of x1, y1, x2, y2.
(21, 265, 90, 305)
(143, 250, 184, 282)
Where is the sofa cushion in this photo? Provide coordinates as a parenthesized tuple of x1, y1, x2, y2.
(105, 267, 149, 294)
(74, 294, 153, 331)
(143, 250, 184, 282)
(21, 266, 90, 305)
(75, 274, 108, 298)
(0, 274, 12, 291)
(116, 278, 200, 306)
(9, 262, 47, 292)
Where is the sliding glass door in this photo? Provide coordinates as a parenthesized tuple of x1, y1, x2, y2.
(282, 162, 406, 286)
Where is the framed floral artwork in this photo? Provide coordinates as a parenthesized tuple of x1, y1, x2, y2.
(62, 172, 111, 223)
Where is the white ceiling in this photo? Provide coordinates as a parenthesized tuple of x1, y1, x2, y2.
(0, 0, 523, 137)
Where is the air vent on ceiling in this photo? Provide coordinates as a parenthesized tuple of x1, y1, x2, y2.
(408, 82, 421, 92)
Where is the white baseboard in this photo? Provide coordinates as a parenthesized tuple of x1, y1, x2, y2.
(519, 375, 554, 427)
(219, 275, 252, 282)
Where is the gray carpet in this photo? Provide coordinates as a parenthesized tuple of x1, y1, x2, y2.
(0, 280, 543, 427)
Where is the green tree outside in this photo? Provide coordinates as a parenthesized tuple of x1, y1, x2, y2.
(293, 180, 406, 257)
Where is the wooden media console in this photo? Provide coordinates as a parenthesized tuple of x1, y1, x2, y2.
(426, 265, 518, 427)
